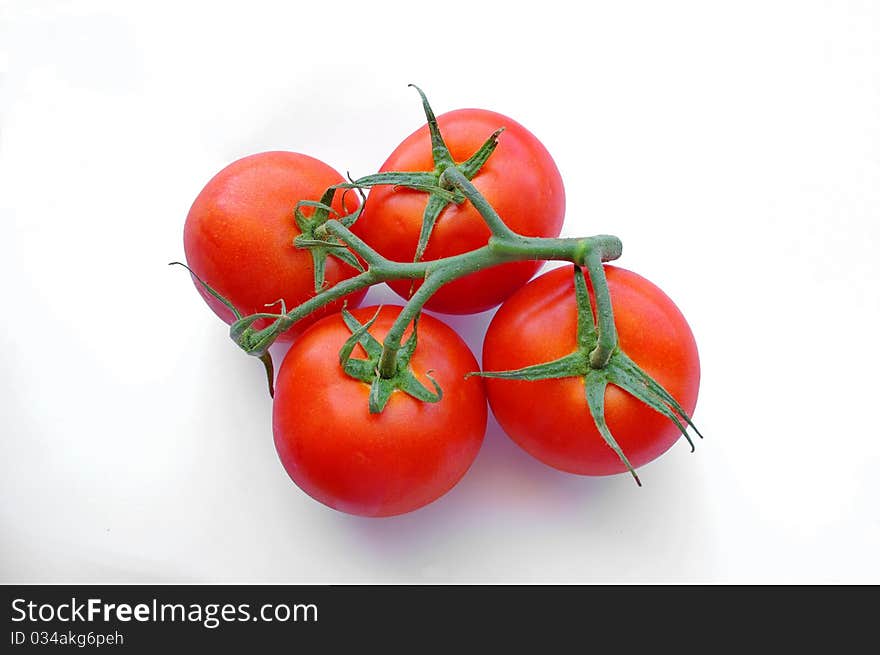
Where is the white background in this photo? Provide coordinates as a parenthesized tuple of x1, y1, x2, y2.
(2, 0, 878, 584)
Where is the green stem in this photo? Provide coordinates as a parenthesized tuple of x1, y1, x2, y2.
(438, 167, 517, 239)
(377, 273, 448, 378)
(325, 220, 497, 280)
(235, 215, 625, 372)
(487, 235, 622, 265)
(373, 236, 623, 378)
(584, 251, 618, 369)
(322, 221, 392, 270)
(231, 268, 380, 354)
(375, 244, 527, 378)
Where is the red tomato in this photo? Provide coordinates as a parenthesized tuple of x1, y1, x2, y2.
(482, 265, 700, 476)
(183, 151, 366, 341)
(273, 305, 488, 517)
(355, 109, 565, 314)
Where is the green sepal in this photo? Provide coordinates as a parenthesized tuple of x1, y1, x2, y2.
(409, 84, 455, 169)
(398, 314, 421, 363)
(298, 243, 363, 292)
(608, 351, 703, 448)
(458, 128, 504, 180)
(227, 313, 291, 355)
(339, 307, 382, 381)
(338, 308, 443, 414)
(471, 267, 597, 382)
(259, 352, 275, 398)
(340, 307, 383, 359)
(294, 237, 349, 249)
(294, 189, 365, 291)
(352, 171, 440, 189)
(342, 359, 374, 380)
(397, 369, 442, 403)
(468, 351, 588, 381)
(339, 185, 367, 228)
(228, 299, 293, 358)
(310, 248, 327, 292)
(399, 184, 458, 201)
(393, 314, 443, 403)
(414, 193, 448, 263)
(584, 368, 642, 486)
(328, 247, 365, 274)
(314, 186, 340, 222)
(294, 186, 339, 232)
(293, 204, 312, 232)
(294, 237, 364, 274)
(368, 377, 396, 414)
(605, 361, 693, 453)
(295, 199, 336, 220)
(169, 261, 242, 320)
(345, 173, 458, 203)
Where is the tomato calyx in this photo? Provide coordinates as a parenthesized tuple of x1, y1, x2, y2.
(471, 265, 703, 486)
(352, 85, 505, 265)
(406, 84, 505, 264)
(292, 185, 365, 292)
(338, 307, 442, 413)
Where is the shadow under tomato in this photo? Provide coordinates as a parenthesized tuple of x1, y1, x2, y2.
(329, 412, 615, 550)
(321, 403, 714, 585)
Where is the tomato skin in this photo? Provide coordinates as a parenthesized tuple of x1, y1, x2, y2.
(183, 151, 366, 341)
(482, 266, 700, 476)
(272, 306, 488, 517)
(355, 109, 565, 314)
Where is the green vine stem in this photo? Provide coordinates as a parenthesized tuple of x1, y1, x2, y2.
(583, 249, 618, 369)
(178, 86, 702, 482)
(438, 167, 517, 239)
(226, 226, 623, 369)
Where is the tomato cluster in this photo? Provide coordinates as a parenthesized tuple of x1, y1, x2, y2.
(182, 96, 701, 517)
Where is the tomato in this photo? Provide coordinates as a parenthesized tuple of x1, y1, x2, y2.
(183, 151, 366, 340)
(272, 305, 488, 517)
(482, 265, 700, 476)
(355, 109, 565, 314)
